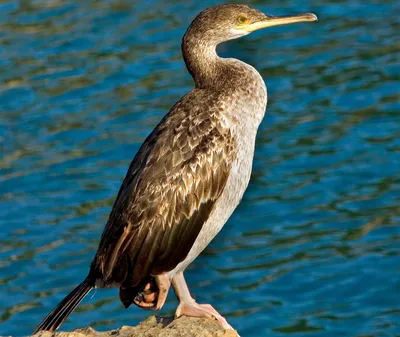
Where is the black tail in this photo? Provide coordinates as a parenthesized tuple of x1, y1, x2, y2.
(33, 277, 94, 334)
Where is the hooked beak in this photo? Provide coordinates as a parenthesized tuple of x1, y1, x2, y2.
(245, 13, 318, 32)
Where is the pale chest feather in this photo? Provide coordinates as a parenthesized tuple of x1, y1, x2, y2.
(170, 62, 267, 275)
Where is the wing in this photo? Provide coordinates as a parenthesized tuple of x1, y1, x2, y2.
(93, 89, 236, 287)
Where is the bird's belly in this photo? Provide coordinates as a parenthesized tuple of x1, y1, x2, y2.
(169, 139, 255, 276)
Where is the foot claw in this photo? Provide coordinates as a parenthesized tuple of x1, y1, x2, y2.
(176, 302, 233, 330)
(133, 280, 159, 309)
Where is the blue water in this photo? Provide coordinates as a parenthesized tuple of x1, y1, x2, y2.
(1, 0, 399, 336)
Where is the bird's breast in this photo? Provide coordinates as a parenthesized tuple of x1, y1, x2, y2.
(170, 94, 265, 276)
(168, 60, 267, 276)
(218, 59, 267, 130)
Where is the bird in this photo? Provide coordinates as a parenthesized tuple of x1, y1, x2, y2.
(33, 4, 317, 333)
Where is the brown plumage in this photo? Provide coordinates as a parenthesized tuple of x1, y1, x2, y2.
(95, 90, 235, 295)
(33, 4, 317, 333)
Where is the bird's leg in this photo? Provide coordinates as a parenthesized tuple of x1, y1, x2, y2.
(172, 272, 232, 330)
(154, 273, 170, 310)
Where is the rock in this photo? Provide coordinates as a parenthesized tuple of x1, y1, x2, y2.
(31, 316, 240, 337)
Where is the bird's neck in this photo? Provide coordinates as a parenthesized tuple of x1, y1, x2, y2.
(182, 33, 226, 89)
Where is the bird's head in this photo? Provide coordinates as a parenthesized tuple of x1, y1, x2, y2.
(184, 4, 317, 44)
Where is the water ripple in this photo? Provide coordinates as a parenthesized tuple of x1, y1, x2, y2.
(0, 0, 399, 336)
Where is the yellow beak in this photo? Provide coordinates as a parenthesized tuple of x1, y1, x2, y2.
(244, 13, 318, 32)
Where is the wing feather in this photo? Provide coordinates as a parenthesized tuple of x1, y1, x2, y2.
(92, 90, 235, 290)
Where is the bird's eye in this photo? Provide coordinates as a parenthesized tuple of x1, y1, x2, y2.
(238, 15, 248, 25)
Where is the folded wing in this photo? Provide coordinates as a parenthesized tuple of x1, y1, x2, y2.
(92, 91, 235, 290)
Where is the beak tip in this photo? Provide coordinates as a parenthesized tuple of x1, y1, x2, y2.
(309, 13, 318, 21)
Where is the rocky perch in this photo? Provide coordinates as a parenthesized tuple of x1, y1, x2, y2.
(32, 316, 240, 337)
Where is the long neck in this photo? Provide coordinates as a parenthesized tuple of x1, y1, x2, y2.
(182, 30, 223, 89)
(182, 28, 267, 131)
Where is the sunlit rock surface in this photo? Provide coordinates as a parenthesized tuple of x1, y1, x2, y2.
(31, 316, 239, 337)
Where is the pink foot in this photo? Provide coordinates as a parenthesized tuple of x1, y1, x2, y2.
(176, 301, 233, 330)
(133, 280, 158, 309)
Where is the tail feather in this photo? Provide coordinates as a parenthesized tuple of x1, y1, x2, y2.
(33, 277, 93, 334)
